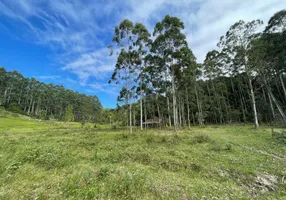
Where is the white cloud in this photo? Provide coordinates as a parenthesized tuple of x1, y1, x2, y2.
(87, 82, 120, 95)
(0, 0, 285, 90)
(36, 75, 61, 80)
(62, 48, 115, 84)
(123, 0, 286, 62)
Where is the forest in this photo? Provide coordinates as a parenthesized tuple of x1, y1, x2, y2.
(0, 67, 102, 123)
(107, 9, 286, 131)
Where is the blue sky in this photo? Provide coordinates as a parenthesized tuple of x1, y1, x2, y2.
(0, 0, 285, 108)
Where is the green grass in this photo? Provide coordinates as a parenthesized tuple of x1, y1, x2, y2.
(0, 110, 285, 199)
(0, 126, 285, 199)
(0, 107, 95, 130)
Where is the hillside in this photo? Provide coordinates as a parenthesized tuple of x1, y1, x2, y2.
(0, 118, 285, 199)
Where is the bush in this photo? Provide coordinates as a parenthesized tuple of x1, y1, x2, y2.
(192, 135, 211, 144)
(225, 143, 233, 151)
(146, 135, 154, 143)
(161, 135, 180, 145)
(133, 152, 152, 165)
(190, 163, 202, 172)
(7, 102, 21, 114)
(39, 110, 47, 120)
(272, 130, 286, 144)
(160, 160, 185, 171)
(209, 142, 222, 152)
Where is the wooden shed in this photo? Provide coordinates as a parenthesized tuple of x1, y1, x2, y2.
(142, 117, 162, 127)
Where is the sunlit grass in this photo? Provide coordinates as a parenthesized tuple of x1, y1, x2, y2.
(0, 122, 285, 199)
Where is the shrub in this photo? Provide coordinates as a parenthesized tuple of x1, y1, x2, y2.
(209, 143, 222, 152)
(39, 110, 47, 120)
(192, 134, 211, 144)
(146, 135, 154, 143)
(97, 166, 111, 180)
(272, 130, 286, 144)
(159, 159, 184, 171)
(7, 102, 21, 114)
(225, 143, 233, 151)
(190, 163, 202, 172)
(133, 152, 152, 165)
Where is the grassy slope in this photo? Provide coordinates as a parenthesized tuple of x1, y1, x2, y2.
(0, 109, 285, 199)
(0, 107, 88, 130)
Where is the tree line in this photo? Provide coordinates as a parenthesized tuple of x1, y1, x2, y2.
(109, 10, 286, 131)
(0, 67, 102, 122)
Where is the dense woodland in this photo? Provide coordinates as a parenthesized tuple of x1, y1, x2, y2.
(0, 67, 102, 122)
(108, 10, 286, 131)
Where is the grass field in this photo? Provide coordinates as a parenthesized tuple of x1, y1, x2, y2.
(0, 112, 286, 199)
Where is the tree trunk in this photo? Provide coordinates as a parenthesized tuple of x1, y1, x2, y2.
(171, 69, 177, 131)
(129, 103, 132, 133)
(4, 88, 7, 103)
(267, 86, 286, 123)
(27, 96, 33, 115)
(178, 97, 182, 127)
(279, 74, 286, 103)
(156, 94, 161, 121)
(182, 99, 186, 127)
(140, 77, 143, 131)
(238, 84, 246, 123)
(144, 97, 147, 130)
(248, 77, 259, 128)
(186, 90, 191, 129)
(133, 108, 136, 127)
(187, 102, 191, 129)
(163, 97, 170, 128)
(31, 101, 35, 115)
(262, 72, 286, 123)
(211, 81, 223, 124)
(195, 83, 203, 127)
(268, 91, 276, 122)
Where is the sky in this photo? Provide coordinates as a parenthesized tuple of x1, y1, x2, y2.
(0, 0, 285, 108)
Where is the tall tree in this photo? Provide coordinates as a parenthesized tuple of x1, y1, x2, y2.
(218, 19, 263, 128)
(152, 15, 192, 130)
(132, 23, 151, 130)
(109, 19, 136, 133)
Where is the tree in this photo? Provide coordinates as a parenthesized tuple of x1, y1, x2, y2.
(247, 12, 286, 123)
(152, 15, 193, 131)
(64, 104, 74, 122)
(264, 10, 286, 103)
(132, 23, 152, 130)
(109, 19, 137, 133)
(218, 19, 263, 128)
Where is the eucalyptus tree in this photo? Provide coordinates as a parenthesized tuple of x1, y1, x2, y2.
(218, 19, 263, 128)
(0, 67, 102, 122)
(264, 10, 286, 103)
(109, 19, 137, 132)
(203, 50, 224, 123)
(132, 23, 152, 130)
(248, 35, 286, 123)
(152, 15, 192, 130)
(109, 19, 152, 132)
(247, 11, 286, 123)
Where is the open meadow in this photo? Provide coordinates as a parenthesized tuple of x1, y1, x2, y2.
(1, 3, 286, 200)
(0, 112, 286, 199)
